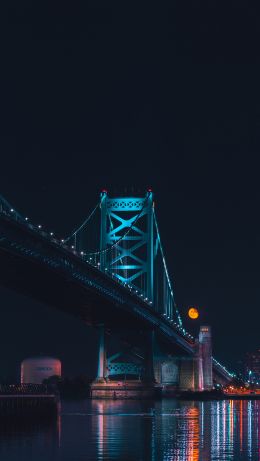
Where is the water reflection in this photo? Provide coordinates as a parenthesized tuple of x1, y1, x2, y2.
(90, 400, 156, 460)
(0, 416, 59, 461)
(0, 399, 259, 460)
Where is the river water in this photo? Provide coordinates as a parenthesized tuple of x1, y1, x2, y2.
(0, 399, 259, 461)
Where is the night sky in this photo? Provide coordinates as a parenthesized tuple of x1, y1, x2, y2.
(0, 2, 259, 379)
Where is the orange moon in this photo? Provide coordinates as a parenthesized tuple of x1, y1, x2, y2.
(188, 307, 199, 319)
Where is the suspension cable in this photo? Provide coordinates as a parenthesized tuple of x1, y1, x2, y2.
(153, 209, 183, 326)
(64, 203, 100, 243)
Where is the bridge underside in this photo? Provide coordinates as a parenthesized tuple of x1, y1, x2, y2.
(0, 215, 232, 391)
(0, 246, 189, 357)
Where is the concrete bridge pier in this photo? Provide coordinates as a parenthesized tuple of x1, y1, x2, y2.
(179, 357, 202, 391)
(90, 328, 159, 399)
(178, 325, 213, 392)
(155, 326, 213, 395)
(198, 326, 213, 390)
(90, 326, 214, 398)
(155, 356, 203, 395)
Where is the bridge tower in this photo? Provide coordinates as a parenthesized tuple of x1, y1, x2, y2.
(92, 190, 157, 394)
(198, 326, 213, 390)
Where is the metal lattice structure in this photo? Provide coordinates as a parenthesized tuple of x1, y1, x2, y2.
(100, 191, 154, 302)
(107, 352, 144, 378)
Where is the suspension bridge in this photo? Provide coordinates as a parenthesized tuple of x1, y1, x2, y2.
(0, 190, 233, 397)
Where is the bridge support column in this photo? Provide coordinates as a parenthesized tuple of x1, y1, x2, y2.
(96, 324, 107, 382)
(178, 326, 213, 392)
(198, 326, 213, 390)
(179, 357, 205, 392)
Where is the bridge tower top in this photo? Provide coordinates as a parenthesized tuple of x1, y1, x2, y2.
(99, 190, 154, 303)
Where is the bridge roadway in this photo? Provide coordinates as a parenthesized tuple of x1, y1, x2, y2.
(0, 212, 231, 382)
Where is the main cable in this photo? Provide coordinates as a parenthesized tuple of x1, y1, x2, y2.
(153, 209, 183, 326)
(64, 203, 99, 243)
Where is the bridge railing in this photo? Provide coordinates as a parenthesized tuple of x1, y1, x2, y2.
(0, 384, 54, 395)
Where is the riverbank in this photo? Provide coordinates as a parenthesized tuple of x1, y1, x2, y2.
(177, 390, 260, 400)
(0, 384, 58, 417)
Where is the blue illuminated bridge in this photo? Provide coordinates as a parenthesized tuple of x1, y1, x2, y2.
(0, 191, 234, 393)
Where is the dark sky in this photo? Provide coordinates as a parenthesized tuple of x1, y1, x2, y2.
(0, 2, 259, 378)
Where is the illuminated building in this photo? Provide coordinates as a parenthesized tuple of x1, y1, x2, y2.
(245, 350, 260, 383)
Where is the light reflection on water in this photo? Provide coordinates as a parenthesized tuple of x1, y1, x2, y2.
(0, 399, 259, 460)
